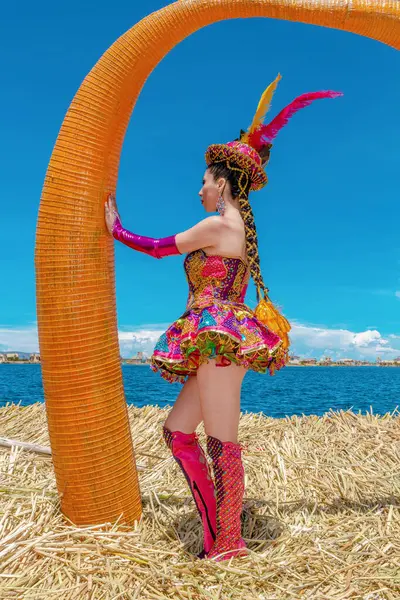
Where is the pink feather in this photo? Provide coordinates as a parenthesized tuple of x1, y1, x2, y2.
(248, 90, 343, 149)
(247, 126, 270, 152)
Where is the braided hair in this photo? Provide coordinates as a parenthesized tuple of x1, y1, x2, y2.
(208, 161, 269, 301)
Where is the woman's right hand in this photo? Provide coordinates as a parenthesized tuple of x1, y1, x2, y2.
(105, 193, 120, 235)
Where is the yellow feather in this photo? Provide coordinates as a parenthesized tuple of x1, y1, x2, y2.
(241, 74, 282, 144)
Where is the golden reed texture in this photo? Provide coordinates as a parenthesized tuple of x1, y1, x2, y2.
(35, 1, 400, 526)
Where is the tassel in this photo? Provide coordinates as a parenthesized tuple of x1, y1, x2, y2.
(241, 74, 281, 146)
(255, 293, 291, 353)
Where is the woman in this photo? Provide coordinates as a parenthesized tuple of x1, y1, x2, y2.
(105, 75, 341, 561)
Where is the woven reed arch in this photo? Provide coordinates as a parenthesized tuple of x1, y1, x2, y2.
(35, 0, 400, 526)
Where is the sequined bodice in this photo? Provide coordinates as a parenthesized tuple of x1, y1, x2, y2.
(184, 249, 250, 309)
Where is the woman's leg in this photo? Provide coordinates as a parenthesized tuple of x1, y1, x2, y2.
(164, 375, 203, 433)
(196, 361, 247, 443)
(162, 375, 216, 556)
(196, 360, 248, 561)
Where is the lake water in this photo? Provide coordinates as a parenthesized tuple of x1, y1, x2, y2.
(0, 364, 399, 418)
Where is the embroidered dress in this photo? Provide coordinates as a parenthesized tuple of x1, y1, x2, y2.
(150, 249, 286, 383)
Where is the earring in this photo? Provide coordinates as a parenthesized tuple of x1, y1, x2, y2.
(216, 195, 225, 216)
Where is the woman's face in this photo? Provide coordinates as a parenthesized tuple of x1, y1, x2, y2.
(198, 169, 224, 213)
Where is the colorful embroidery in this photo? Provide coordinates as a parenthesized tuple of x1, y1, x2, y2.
(151, 249, 286, 383)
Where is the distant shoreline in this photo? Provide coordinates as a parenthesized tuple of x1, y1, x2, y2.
(1, 362, 398, 368)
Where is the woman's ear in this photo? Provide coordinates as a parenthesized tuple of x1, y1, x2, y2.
(217, 177, 226, 194)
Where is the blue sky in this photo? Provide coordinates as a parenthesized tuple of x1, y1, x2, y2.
(0, 0, 399, 360)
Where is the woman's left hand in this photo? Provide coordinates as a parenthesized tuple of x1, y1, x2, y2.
(105, 193, 120, 235)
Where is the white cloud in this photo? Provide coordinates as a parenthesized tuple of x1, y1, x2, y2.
(336, 286, 400, 299)
(352, 330, 383, 347)
(0, 324, 163, 358)
(0, 324, 39, 353)
(370, 289, 394, 296)
(117, 328, 164, 357)
(289, 322, 400, 359)
(1, 321, 399, 361)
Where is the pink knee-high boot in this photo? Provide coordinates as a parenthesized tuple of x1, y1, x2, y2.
(205, 435, 248, 561)
(162, 426, 217, 557)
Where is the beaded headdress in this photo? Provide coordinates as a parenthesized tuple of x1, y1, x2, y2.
(205, 74, 343, 192)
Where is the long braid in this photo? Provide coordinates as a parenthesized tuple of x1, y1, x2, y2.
(208, 159, 291, 362)
(226, 162, 291, 360)
(238, 197, 268, 301)
(225, 161, 269, 301)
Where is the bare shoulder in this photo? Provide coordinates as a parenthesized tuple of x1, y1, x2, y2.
(175, 216, 226, 255)
(187, 215, 228, 236)
(199, 215, 227, 231)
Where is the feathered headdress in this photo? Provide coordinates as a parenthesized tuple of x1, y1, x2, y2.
(205, 75, 342, 190)
(242, 75, 343, 165)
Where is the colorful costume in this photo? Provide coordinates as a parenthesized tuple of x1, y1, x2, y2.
(112, 74, 342, 560)
(151, 249, 286, 383)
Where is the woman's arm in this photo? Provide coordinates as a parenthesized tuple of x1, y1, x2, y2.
(105, 194, 224, 258)
(112, 215, 180, 259)
(105, 194, 179, 259)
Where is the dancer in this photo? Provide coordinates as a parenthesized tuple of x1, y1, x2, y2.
(105, 75, 341, 561)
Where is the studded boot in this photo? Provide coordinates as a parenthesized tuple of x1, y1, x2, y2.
(162, 426, 216, 557)
(205, 435, 248, 561)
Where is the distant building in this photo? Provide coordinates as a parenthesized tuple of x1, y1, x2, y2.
(319, 356, 332, 365)
(130, 351, 148, 364)
(0, 353, 6, 363)
(6, 353, 19, 360)
(336, 358, 355, 365)
(289, 356, 301, 365)
(300, 358, 318, 365)
(29, 353, 41, 363)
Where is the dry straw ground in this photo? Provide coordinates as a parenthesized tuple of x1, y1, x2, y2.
(0, 403, 399, 599)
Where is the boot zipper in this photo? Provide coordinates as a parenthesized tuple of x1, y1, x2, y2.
(193, 481, 216, 540)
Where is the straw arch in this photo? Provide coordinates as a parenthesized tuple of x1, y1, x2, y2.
(35, 0, 400, 525)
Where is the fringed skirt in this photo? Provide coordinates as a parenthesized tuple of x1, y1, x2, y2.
(150, 300, 287, 384)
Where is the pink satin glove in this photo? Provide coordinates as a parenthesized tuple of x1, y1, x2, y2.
(112, 215, 181, 259)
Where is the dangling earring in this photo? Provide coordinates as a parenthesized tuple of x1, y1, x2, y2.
(216, 194, 225, 216)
